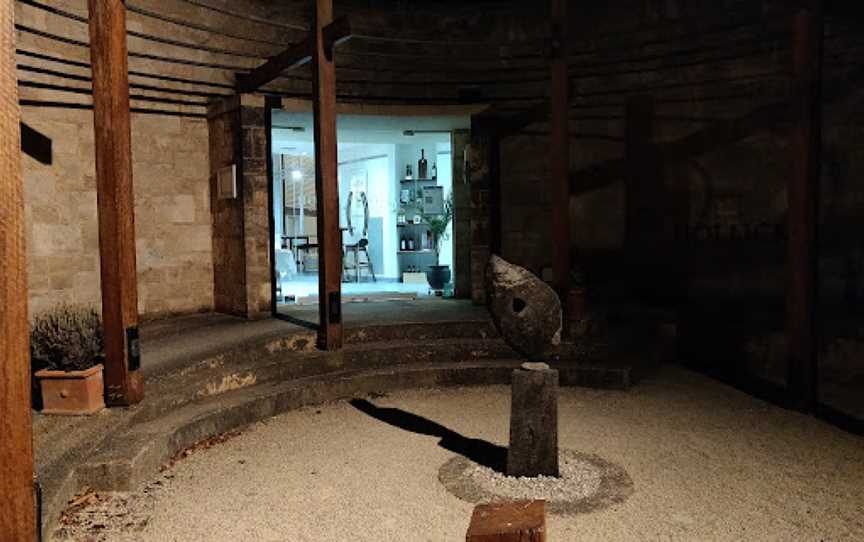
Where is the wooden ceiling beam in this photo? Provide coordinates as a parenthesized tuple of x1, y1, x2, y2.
(236, 17, 351, 94)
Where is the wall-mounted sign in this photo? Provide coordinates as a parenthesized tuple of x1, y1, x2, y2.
(217, 164, 237, 199)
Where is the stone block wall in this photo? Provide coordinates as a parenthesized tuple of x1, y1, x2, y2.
(240, 105, 273, 318)
(21, 108, 214, 319)
(208, 100, 247, 317)
(207, 97, 272, 319)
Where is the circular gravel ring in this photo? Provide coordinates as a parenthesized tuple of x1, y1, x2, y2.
(439, 449, 634, 515)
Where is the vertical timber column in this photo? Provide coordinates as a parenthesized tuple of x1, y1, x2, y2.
(88, 0, 143, 405)
(312, 0, 343, 349)
(624, 96, 655, 252)
(625, 96, 657, 298)
(0, 3, 36, 539)
(787, 2, 823, 412)
(549, 0, 571, 298)
(489, 133, 502, 256)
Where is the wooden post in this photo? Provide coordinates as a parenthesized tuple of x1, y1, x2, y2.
(88, 0, 143, 405)
(0, 2, 37, 539)
(312, 0, 343, 350)
(549, 0, 570, 298)
(787, 1, 823, 412)
(489, 133, 502, 256)
(625, 96, 656, 252)
(625, 96, 662, 299)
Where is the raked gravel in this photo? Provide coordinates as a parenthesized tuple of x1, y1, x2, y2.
(54, 365, 864, 542)
(465, 451, 603, 502)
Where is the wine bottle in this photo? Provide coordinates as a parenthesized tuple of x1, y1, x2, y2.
(431, 163, 437, 180)
(406, 165, 413, 180)
(400, 237, 406, 251)
(408, 237, 415, 251)
(418, 149, 428, 179)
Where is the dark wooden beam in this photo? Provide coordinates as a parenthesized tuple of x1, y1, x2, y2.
(787, 1, 823, 412)
(20, 121, 51, 165)
(0, 1, 37, 540)
(570, 62, 864, 197)
(322, 16, 352, 60)
(474, 101, 549, 139)
(312, 0, 343, 350)
(236, 38, 311, 94)
(549, 0, 570, 297)
(88, 0, 143, 406)
(235, 17, 351, 94)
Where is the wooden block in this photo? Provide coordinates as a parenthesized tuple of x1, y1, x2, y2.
(402, 272, 428, 284)
(466, 500, 546, 542)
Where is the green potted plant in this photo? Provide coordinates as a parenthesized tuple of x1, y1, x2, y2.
(31, 305, 106, 415)
(424, 193, 454, 291)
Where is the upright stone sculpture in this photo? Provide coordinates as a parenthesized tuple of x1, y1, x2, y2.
(485, 256, 562, 478)
(507, 362, 560, 478)
(485, 255, 562, 362)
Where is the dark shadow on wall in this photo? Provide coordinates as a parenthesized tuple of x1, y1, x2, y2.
(349, 398, 507, 473)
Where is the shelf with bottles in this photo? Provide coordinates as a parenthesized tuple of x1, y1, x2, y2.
(402, 150, 438, 185)
(397, 249, 435, 254)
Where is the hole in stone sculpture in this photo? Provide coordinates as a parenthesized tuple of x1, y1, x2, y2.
(512, 297, 527, 314)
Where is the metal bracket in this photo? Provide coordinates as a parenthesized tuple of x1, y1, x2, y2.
(126, 326, 141, 371)
(328, 291, 342, 324)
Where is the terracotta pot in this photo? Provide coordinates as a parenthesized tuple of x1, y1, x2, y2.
(35, 364, 105, 415)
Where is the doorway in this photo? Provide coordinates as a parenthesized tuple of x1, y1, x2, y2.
(270, 110, 469, 322)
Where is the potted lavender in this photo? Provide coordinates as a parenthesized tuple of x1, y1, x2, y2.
(31, 305, 106, 415)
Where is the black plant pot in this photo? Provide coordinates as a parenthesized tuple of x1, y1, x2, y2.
(427, 265, 451, 290)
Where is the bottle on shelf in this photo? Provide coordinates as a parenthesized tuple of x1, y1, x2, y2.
(408, 237, 416, 251)
(431, 162, 437, 180)
(400, 237, 407, 251)
(418, 149, 428, 179)
(405, 165, 413, 180)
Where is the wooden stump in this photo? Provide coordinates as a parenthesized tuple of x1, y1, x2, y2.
(507, 363, 559, 477)
(466, 500, 546, 542)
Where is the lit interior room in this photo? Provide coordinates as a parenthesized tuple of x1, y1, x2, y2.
(271, 112, 465, 308)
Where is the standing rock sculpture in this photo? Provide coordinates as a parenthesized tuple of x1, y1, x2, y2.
(486, 255, 562, 362)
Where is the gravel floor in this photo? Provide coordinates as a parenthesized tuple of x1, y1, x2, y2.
(55, 366, 864, 541)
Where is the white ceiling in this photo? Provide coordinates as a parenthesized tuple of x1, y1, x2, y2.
(272, 111, 468, 151)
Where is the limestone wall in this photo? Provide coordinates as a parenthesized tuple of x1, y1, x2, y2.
(21, 108, 214, 319)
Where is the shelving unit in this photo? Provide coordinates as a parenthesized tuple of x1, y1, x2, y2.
(397, 176, 438, 281)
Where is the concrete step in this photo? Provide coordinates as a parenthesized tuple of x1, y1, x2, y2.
(135, 337, 518, 423)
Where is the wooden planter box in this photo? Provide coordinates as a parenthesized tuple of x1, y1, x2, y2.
(35, 364, 105, 415)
